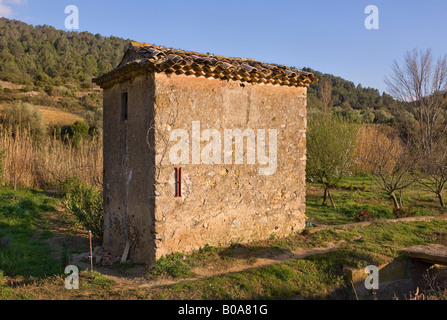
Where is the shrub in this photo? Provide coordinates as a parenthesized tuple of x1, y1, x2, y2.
(393, 207, 417, 218)
(0, 100, 46, 139)
(64, 120, 91, 148)
(147, 253, 195, 279)
(61, 177, 103, 239)
(84, 108, 103, 130)
(21, 85, 32, 93)
(353, 210, 374, 222)
(44, 85, 53, 96)
(55, 85, 73, 97)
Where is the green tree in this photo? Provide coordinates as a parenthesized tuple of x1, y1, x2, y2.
(306, 112, 358, 207)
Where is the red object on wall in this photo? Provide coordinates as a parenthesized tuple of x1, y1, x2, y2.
(175, 167, 182, 197)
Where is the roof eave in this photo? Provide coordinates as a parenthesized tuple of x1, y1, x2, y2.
(93, 42, 318, 89)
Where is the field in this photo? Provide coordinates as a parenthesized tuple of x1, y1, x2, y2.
(0, 176, 446, 300)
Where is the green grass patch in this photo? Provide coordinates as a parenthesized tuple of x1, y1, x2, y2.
(147, 252, 196, 279)
(81, 271, 117, 290)
(0, 188, 61, 278)
(39, 230, 53, 240)
(306, 175, 446, 226)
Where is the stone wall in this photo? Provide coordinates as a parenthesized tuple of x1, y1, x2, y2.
(102, 71, 308, 264)
(152, 73, 307, 259)
(102, 73, 157, 265)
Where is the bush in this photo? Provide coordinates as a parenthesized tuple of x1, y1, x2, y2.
(147, 253, 195, 279)
(64, 120, 91, 148)
(61, 177, 103, 239)
(393, 207, 417, 218)
(84, 108, 103, 130)
(44, 85, 53, 96)
(21, 85, 32, 93)
(54, 86, 74, 97)
(0, 100, 46, 139)
(353, 210, 374, 222)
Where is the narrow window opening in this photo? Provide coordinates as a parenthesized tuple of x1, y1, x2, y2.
(175, 167, 182, 198)
(121, 91, 128, 122)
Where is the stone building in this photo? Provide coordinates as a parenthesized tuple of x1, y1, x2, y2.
(93, 42, 317, 265)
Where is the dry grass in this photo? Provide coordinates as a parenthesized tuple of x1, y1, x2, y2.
(0, 103, 85, 126)
(352, 124, 404, 174)
(38, 106, 85, 126)
(0, 126, 102, 189)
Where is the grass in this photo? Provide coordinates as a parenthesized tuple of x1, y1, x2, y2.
(0, 188, 60, 278)
(38, 105, 85, 126)
(306, 175, 446, 226)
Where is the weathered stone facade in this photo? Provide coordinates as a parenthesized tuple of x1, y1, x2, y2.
(95, 42, 316, 265)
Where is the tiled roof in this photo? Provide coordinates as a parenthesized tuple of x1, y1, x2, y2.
(93, 41, 317, 88)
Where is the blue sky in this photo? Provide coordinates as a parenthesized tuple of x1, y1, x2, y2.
(2, 0, 447, 93)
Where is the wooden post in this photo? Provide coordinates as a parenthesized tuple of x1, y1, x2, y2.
(175, 167, 182, 197)
(121, 242, 130, 263)
(89, 230, 93, 275)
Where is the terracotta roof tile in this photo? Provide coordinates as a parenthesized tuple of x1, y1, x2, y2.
(93, 42, 318, 88)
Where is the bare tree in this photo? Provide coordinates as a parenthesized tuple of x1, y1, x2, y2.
(417, 139, 447, 207)
(385, 48, 447, 153)
(365, 129, 419, 210)
(385, 48, 447, 207)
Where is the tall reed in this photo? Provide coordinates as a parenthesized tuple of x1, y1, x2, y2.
(0, 125, 102, 189)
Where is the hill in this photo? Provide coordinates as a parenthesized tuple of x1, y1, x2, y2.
(0, 18, 129, 88)
(304, 68, 398, 124)
(0, 18, 399, 124)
